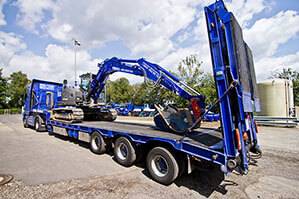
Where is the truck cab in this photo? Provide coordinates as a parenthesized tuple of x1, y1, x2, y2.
(23, 79, 62, 131)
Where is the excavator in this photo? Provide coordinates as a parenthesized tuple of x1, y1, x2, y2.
(52, 76, 117, 122)
(85, 57, 206, 133)
(52, 55, 207, 133)
(52, 56, 207, 133)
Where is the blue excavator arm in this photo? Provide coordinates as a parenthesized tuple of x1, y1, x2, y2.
(87, 57, 205, 104)
(86, 57, 206, 133)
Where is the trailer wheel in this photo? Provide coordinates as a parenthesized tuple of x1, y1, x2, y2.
(114, 137, 136, 167)
(90, 132, 106, 154)
(146, 147, 179, 185)
(34, 117, 42, 132)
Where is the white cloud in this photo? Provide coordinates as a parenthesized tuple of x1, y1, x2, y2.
(0, 31, 26, 66)
(0, 0, 6, 26)
(244, 10, 299, 59)
(255, 51, 299, 81)
(160, 0, 268, 75)
(46, 0, 205, 60)
(3, 44, 99, 84)
(159, 43, 211, 74)
(8, 0, 299, 84)
(165, 1, 299, 82)
(226, 0, 268, 28)
(15, 0, 54, 33)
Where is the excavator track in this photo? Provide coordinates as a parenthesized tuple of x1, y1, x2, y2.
(52, 107, 84, 123)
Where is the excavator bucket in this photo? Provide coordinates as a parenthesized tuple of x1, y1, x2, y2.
(153, 104, 194, 134)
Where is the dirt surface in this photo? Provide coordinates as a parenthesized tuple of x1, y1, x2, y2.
(1, 114, 299, 198)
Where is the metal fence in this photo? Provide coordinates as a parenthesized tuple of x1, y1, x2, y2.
(254, 116, 298, 127)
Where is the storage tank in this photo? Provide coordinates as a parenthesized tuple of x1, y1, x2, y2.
(257, 79, 294, 117)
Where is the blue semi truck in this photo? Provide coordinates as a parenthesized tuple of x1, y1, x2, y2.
(23, 0, 261, 185)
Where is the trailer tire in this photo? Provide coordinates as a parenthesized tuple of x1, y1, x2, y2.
(146, 147, 179, 185)
(34, 117, 42, 132)
(90, 132, 106, 154)
(114, 137, 136, 167)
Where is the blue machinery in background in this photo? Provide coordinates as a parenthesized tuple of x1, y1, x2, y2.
(23, 0, 261, 181)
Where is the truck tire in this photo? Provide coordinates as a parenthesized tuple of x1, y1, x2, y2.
(114, 137, 136, 167)
(146, 147, 179, 185)
(34, 117, 42, 132)
(90, 132, 106, 154)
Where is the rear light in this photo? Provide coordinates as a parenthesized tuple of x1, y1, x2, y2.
(243, 132, 248, 141)
(190, 98, 201, 119)
(235, 128, 241, 151)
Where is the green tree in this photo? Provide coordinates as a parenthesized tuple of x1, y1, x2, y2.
(138, 55, 205, 108)
(106, 77, 134, 103)
(0, 68, 8, 108)
(131, 82, 173, 105)
(178, 54, 203, 86)
(273, 68, 299, 106)
(7, 71, 30, 108)
(171, 55, 217, 109)
(196, 73, 217, 108)
(273, 68, 297, 80)
(172, 55, 206, 107)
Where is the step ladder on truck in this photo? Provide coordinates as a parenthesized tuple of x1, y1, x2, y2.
(22, 0, 261, 185)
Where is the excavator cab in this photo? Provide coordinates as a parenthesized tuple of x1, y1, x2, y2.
(59, 80, 83, 106)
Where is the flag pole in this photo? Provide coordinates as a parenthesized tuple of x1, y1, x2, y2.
(74, 42, 77, 87)
(73, 39, 80, 87)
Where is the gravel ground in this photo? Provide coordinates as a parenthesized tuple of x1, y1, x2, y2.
(1, 115, 299, 198)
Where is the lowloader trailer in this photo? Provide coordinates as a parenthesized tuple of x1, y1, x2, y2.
(23, 0, 261, 185)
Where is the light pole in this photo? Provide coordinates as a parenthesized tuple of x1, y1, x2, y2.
(72, 39, 81, 87)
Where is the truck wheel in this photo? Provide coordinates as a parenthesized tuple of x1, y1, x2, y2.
(114, 137, 136, 167)
(90, 132, 106, 154)
(146, 147, 179, 185)
(34, 117, 42, 132)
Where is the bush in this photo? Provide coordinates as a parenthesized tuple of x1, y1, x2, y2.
(0, 108, 22, 114)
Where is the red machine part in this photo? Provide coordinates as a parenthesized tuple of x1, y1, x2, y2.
(190, 98, 202, 119)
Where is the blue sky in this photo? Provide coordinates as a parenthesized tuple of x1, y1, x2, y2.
(0, 0, 299, 84)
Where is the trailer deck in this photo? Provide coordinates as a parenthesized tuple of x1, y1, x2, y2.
(77, 121, 223, 149)
(48, 119, 226, 166)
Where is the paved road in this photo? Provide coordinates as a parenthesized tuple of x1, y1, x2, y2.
(0, 115, 133, 185)
(1, 114, 299, 198)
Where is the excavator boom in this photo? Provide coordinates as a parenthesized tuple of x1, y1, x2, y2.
(86, 57, 206, 133)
